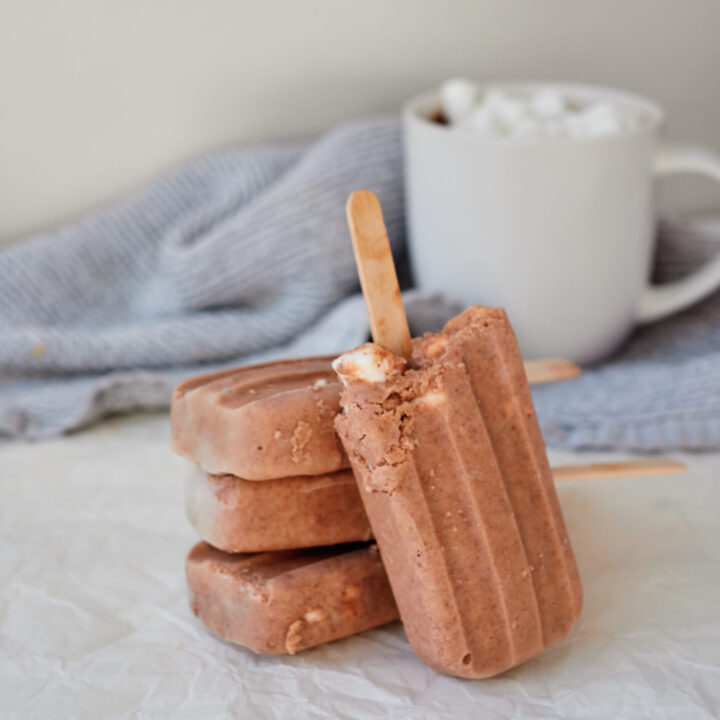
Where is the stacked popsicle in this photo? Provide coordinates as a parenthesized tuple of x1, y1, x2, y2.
(171, 336, 578, 657)
(172, 191, 683, 677)
(172, 357, 396, 655)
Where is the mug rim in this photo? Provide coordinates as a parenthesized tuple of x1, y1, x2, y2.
(403, 81, 665, 144)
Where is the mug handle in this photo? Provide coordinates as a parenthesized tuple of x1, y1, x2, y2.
(636, 144, 720, 323)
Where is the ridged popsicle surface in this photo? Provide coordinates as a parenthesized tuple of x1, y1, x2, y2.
(171, 357, 346, 479)
(334, 307, 582, 678)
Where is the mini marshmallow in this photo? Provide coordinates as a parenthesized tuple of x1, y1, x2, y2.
(461, 106, 495, 135)
(439, 82, 639, 139)
(494, 96, 530, 135)
(332, 344, 406, 385)
(577, 103, 624, 137)
(440, 78, 480, 124)
(530, 90, 565, 119)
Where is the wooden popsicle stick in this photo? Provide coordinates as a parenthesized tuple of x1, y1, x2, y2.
(524, 359, 580, 384)
(346, 190, 412, 359)
(552, 459, 685, 483)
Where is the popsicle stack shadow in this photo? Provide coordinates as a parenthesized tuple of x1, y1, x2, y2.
(171, 191, 684, 677)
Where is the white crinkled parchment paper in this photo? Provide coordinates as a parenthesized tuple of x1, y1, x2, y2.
(1, 414, 719, 719)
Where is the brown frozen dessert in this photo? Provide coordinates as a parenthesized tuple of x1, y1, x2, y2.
(171, 357, 346, 480)
(185, 459, 626, 553)
(333, 307, 583, 679)
(186, 541, 398, 654)
(185, 464, 371, 553)
(171, 355, 576, 480)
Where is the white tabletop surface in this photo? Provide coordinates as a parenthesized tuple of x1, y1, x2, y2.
(1, 412, 719, 719)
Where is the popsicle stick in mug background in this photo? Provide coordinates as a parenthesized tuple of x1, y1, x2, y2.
(346, 190, 412, 360)
(346, 190, 584, 385)
(525, 358, 580, 384)
(553, 459, 686, 482)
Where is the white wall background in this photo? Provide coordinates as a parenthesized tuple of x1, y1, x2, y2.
(1, 0, 719, 246)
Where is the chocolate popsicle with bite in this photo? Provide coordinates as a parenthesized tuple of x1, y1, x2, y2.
(333, 191, 583, 678)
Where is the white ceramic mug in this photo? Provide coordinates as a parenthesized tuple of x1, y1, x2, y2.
(404, 83, 720, 362)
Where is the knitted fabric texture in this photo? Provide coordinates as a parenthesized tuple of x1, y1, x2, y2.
(2, 117, 719, 449)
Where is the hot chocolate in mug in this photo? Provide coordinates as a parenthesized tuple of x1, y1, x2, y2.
(404, 82, 720, 363)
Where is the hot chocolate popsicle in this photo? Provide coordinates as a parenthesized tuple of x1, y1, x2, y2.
(187, 541, 397, 654)
(185, 465, 372, 554)
(172, 357, 345, 480)
(333, 191, 583, 678)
